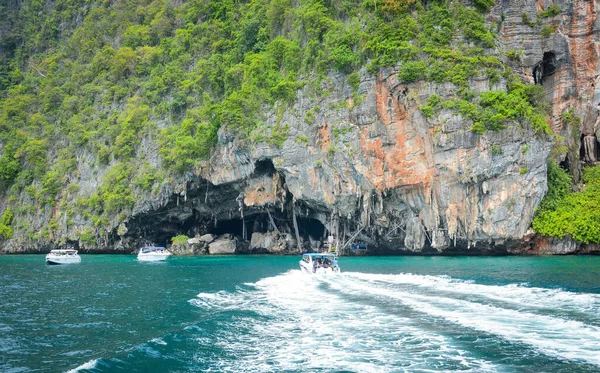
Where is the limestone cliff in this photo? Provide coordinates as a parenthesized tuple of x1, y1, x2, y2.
(1, 0, 599, 255)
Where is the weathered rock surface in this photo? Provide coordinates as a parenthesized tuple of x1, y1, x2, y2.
(169, 240, 208, 256)
(246, 232, 298, 254)
(510, 231, 600, 255)
(208, 238, 238, 255)
(198, 234, 216, 244)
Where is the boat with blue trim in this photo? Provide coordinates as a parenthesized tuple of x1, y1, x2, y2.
(299, 253, 340, 274)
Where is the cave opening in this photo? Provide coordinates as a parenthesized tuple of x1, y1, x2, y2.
(533, 51, 558, 84)
(135, 230, 174, 248)
(559, 158, 570, 173)
(207, 213, 279, 240)
(128, 213, 190, 247)
(205, 214, 325, 243)
(542, 52, 557, 76)
(297, 217, 326, 240)
(210, 218, 246, 237)
(254, 158, 276, 176)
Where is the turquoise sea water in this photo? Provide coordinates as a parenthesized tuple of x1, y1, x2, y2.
(1, 255, 600, 372)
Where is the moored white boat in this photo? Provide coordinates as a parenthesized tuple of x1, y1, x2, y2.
(299, 253, 340, 274)
(137, 246, 171, 261)
(45, 249, 81, 265)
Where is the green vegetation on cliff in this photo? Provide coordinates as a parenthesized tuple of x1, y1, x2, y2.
(0, 208, 14, 239)
(0, 0, 551, 245)
(533, 162, 600, 244)
(171, 234, 189, 244)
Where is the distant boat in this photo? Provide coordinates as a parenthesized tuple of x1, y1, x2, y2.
(137, 246, 171, 261)
(45, 249, 81, 265)
(300, 253, 340, 274)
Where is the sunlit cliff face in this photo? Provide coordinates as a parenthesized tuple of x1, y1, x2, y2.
(2, 0, 600, 254)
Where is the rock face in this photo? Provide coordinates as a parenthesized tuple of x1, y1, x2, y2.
(247, 232, 298, 254)
(512, 232, 600, 255)
(208, 238, 238, 255)
(2, 0, 600, 255)
(103, 64, 554, 255)
(169, 239, 208, 256)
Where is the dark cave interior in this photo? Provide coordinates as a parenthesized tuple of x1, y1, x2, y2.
(206, 214, 326, 241)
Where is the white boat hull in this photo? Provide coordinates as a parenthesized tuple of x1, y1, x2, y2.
(138, 253, 171, 261)
(300, 264, 313, 274)
(45, 255, 81, 265)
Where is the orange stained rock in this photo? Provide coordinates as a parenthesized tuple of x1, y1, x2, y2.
(569, 0, 599, 112)
(243, 175, 281, 207)
(319, 122, 331, 153)
(309, 168, 318, 189)
(529, 0, 600, 139)
(535, 0, 546, 12)
(359, 77, 436, 191)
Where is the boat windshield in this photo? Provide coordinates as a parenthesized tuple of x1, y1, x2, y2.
(303, 253, 337, 267)
(302, 254, 336, 260)
(141, 246, 167, 253)
(50, 250, 77, 255)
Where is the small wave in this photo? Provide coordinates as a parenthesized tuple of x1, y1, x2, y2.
(3, 367, 30, 373)
(190, 290, 251, 310)
(61, 350, 93, 357)
(150, 337, 167, 345)
(65, 359, 98, 373)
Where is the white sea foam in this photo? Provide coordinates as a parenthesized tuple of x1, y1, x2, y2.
(348, 272, 600, 315)
(150, 337, 167, 345)
(335, 273, 600, 366)
(65, 358, 98, 373)
(188, 270, 600, 370)
(191, 291, 247, 310)
(189, 271, 498, 372)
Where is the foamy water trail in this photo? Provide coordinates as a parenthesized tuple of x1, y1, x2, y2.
(348, 272, 600, 316)
(189, 270, 600, 371)
(333, 273, 600, 366)
(190, 271, 498, 372)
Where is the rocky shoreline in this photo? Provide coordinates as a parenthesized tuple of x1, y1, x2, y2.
(5, 230, 600, 256)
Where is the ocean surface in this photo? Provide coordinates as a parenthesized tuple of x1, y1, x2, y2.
(1, 255, 600, 372)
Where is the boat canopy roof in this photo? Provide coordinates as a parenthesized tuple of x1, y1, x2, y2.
(141, 246, 166, 253)
(49, 249, 77, 253)
(302, 253, 336, 258)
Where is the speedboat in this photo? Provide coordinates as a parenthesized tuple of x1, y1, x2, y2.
(137, 246, 171, 261)
(299, 253, 340, 274)
(45, 249, 81, 265)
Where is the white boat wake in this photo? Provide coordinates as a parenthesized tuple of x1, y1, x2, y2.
(187, 270, 600, 372)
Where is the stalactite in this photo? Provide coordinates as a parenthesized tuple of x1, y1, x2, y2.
(583, 135, 598, 162)
(292, 199, 302, 250)
(267, 209, 279, 234)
